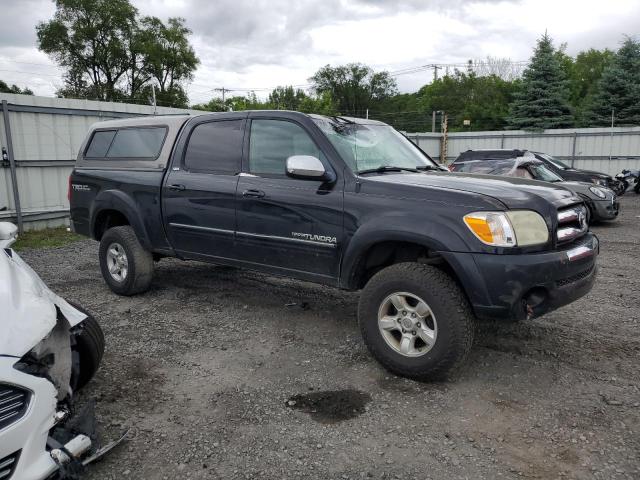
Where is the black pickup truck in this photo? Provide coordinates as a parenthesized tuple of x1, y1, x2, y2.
(69, 111, 598, 380)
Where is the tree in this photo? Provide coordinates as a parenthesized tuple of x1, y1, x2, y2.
(136, 16, 199, 107)
(584, 37, 640, 127)
(309, 63, 397, 115)
(0, 80, 34, 95)
(507, 33, 574, 130)
(37, 0, 138, 101)
(37, 0, 199, 106)
(268, 86, 307, 110)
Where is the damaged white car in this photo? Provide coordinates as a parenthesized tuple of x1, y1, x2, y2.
(0, 222, 106, 479)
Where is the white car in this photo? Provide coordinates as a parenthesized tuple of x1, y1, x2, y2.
(0, 222, 105, 480)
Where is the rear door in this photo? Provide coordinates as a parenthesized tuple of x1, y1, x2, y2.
(163, 114, 246, 259)
(235, 115, 344, 283)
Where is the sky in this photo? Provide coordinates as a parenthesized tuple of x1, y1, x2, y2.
(0, 0, 638, 104)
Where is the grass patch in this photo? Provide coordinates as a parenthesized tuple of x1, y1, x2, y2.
(13, 227, 84, 251)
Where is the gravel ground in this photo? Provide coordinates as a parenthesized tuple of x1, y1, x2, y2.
(22, 196, 640, 480)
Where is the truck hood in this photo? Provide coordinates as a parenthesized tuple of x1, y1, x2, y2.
(364, 171, 580, 209)
(0, 249, 86, 357)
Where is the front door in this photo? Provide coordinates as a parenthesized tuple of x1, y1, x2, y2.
(163, 116, 245, 259)
(235, 117, 344, 282)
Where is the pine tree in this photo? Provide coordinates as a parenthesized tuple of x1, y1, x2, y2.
(585, 37, 640, 127)
(507, 33, 573, 130)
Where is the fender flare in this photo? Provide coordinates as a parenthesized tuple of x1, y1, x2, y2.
(90, 190, 152, 250)
(339, 215, 472, 289)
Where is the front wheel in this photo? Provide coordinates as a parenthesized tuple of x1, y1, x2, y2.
(68, 303, 105, 391)
(358, 263, 475, 381)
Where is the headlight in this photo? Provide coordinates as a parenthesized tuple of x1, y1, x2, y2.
(591, 178, 607, 186)
(589, 186, 607, 199)
(464, 211, 549, 247)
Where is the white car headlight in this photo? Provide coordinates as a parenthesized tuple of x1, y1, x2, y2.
(589, 186, 607, 199)
(463, 210, 549, 247)
(591, 178, 607, 187)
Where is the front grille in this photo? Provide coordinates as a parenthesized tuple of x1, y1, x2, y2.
(0, 385, 30, 431)
(556, 264, 595, 287)
(557, 204, 588, 244)
(0, 450, 20, 480)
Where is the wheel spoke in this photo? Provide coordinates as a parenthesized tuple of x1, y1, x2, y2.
(109, 247, 119, 258)
(416, 301, 431, 318)
(379, 315, 399, 331)
(417, 328, 436, 347)
(108, 262, 118, 274)
(399, 334, 414, 355)
(389, 294, 408, 312)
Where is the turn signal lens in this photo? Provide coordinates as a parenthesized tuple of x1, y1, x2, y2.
(463, 212, 516, 247)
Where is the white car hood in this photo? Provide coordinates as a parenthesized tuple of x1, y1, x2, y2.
(0, 249, 87, 357)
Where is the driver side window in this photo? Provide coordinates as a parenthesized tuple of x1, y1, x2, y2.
(249, 119, 321, 175)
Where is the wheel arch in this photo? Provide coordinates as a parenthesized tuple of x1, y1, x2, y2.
(90, 190, 152, 249)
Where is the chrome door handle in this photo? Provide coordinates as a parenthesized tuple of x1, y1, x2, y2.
(168, 184, 186, 191)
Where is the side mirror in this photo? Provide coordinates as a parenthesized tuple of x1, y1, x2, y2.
(286, 155, 332, 181)
(0, 222, 18, 248)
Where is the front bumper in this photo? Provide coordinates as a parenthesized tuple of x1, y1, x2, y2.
(442, 233, 599, 321)
(0, 357, 60, 480)
(591, 197, 619, 221)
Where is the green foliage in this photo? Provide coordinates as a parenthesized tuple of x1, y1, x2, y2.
(584, 37, 640, 127)
(0, 80, 34, 95)
(309, 63, 397, 115)
(268, 86, 307, 111)
(13, 227, 83, 251)
(37, 0, 199, 106)
(508, 33, 573, 130)
(416, 72, 518, 131)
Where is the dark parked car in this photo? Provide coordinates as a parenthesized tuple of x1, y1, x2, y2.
(69, 112, 598, 380)
(454, 149, 621, 193)
(450, 154, 619, 223)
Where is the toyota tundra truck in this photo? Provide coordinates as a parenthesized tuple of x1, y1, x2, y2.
(69, 111, 598, 380)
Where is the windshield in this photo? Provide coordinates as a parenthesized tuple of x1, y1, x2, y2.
(536, 152, 571, 170)
(528, 163, 564, 182)
(454, 158, 563, 182)
(312, 117, 438, 173)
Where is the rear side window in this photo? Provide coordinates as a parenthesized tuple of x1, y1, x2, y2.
(85, 127, 167, 159)
(184, 120, 244, 173)
(85, 130, 116, 157)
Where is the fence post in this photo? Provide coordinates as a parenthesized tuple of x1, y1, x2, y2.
(1, 100, 23, 233)
(500, 134, 505, 148)
(571, 132, 578, 168)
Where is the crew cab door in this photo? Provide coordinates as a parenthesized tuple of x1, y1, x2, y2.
(235, 115, 343, 283)
(162, 114, 246, 259)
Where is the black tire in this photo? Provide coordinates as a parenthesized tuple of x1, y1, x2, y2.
(99, 226, 154, 295)
(358, 263, 475, 381)
(68, 303, 105, 391)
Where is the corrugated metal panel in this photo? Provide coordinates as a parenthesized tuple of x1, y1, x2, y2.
(0, 93, 201, 230)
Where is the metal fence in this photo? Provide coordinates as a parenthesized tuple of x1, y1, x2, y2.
(407, 127, 640, 175)
(1, 92, 639, 231)
(0, 93, 200, 231)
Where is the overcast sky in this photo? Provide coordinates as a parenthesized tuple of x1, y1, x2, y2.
(0, 0, 638, 104)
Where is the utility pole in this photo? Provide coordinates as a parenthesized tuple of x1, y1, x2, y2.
(433, 65, 440, 82)
(440, 112, 448, 165)
(151, 83, 157, 115)
(431, 111, 436, 133)
(609, 108, 615, 162)
(366, 109, 369, 119)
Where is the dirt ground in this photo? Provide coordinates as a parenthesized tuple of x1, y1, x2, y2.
(22, 196, 639, 480)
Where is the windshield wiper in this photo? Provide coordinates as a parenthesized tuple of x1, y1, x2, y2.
(357, 166, 419, 175)
(415, 165, 441, 171)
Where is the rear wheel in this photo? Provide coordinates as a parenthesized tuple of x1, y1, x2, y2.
(68, 303, 105, 391)
(358, 263, 475, 381)
(99, 226, 154, 295)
